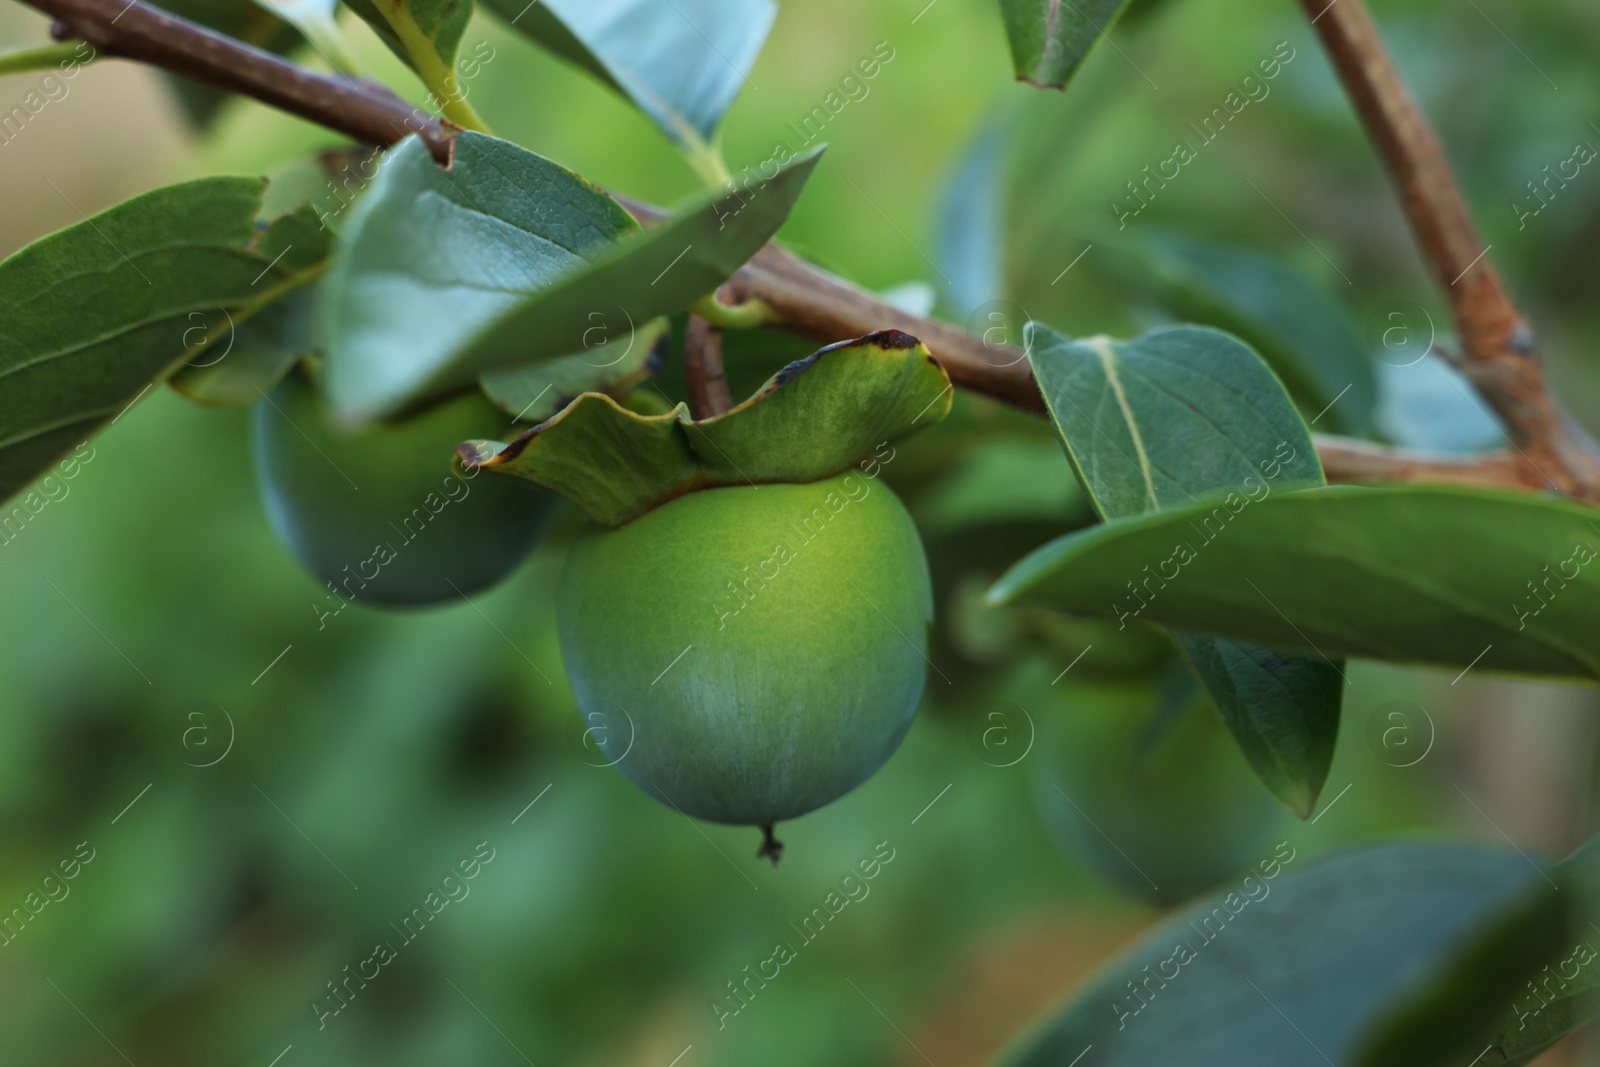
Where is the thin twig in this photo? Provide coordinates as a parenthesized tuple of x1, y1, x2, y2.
(1298, 0, 1600, 500)
(1312, 436, 1530, 491)
(23, 0, 457, 163)
(683, 290, 735, 419)
(9, 0, 1555, 496)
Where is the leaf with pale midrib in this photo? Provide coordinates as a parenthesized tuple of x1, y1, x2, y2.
(318, 131, 821, 423)
(1022, 322, 1341, 815)
(0, 178, 327, 505)
(1097, 232, 1377, 433)
(991, 484, 1600, 681)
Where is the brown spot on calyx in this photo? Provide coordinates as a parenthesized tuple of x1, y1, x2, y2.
(813, 329, 924, 357)
(734, 330, 932, 410)
(454, 441, 494, 469)
(859, 328, 922, 351)
(769, 352, 822, 388)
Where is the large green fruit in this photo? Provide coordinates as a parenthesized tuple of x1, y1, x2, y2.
(251, 373, 555, 606)
(1030, 672, 1287, 903)
(558, 472, 933, 832)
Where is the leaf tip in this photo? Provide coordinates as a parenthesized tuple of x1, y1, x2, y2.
(1014, 73, 1067, 91)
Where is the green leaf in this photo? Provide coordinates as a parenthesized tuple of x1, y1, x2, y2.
(0, 179, 328, 504)
(997, 840, 1552, 1066)
(318, 131, 821, 423)
(998, 0, 1132, 90)
(169, 287, 315, 406)
(1103, 233, 1377, 433)
(1025, 324, 1325, 516)
(479, 317, 668, 424)
(990, 484, 1600, 680)
(1026, 322, 1340, 815)
(1169, 636, 1341, 816)
(340, 0, 470, 75)
(1358, 836, 1600, 1067)
(481, 0, 775, 153)
(460, 331, 951, 526)
(466, 393, 696, 526)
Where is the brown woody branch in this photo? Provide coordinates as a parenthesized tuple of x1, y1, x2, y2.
(1311, 435, 1528, 490)
(683, 289, 734, 419)
(1299, 0, 1600, 500)
(10, 0, 1547, 495)
(26, 0, 457, 163)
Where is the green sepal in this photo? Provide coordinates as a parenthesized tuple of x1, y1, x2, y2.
(458, 330, 952, 526)
(479, 317, 669, 424)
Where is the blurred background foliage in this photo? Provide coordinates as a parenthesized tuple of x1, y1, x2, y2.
(0, 0, 1597, 1063)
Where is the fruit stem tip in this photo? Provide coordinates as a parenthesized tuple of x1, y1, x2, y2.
(757, 823, 784, 866)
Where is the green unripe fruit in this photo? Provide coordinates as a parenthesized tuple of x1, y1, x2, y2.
(558, 472, 933, 830)
(1031, 677, 1286, 903)
(251, 373, 555, 606)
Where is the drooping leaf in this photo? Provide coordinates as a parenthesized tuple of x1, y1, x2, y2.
(319, 131, 820, 423)
(1169, 636, 1341, 816)
(340, 0, 470, 76)
(459, 331, 951, 526)
(0, 180, 328, 504)
(1101, 233, 1377, 433)
(1357, 835, 1600, 1067)
(479, 317, 668, 424)
(998, 0, 1133, 90)
(990, 484, 1600, 681)
(1026, 322, 1341, 814)
(480, 0, 775, 152)
(933, 107, 1011, 316)
(997, 840, 1555, 1067)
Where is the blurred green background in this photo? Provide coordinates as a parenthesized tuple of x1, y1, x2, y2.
(1, 0, 1598, 1063)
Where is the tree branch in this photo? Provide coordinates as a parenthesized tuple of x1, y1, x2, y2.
(23, 0, 457, 164)
(1298, 0, 1600, 500)
(683, 290, 734, 419)
(1312, 436, 1529, 490)
(12, 0, 1548, 497)
(734, 241, 1048, 414)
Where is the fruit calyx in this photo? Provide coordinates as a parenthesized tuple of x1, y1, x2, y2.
(456, 329, 952, 526)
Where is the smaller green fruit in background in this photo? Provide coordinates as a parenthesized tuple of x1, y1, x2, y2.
(1030, 670, 1287, 903)
(251, 372, 556, 606)
(558, 472, 933, 841)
